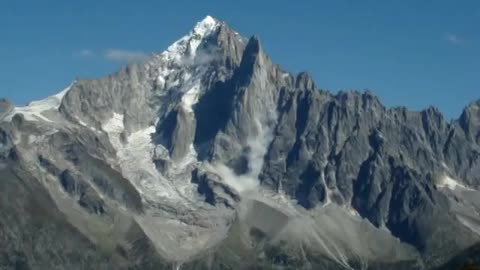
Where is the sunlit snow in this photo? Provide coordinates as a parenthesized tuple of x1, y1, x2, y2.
(436, 175, 473, 191)
(102, 114, 182, 201)
(4, 83, 73, 122)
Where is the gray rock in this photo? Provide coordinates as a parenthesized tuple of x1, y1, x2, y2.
(0, 99, 13, 120)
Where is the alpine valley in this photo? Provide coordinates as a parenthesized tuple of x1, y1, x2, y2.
(1, 16, 480, 270)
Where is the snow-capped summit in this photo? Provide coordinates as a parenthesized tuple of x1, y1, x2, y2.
(161, 15, 220, 62)
(194, 15, 219, 34)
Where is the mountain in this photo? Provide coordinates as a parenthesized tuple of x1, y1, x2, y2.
(1, 16, 479, 270)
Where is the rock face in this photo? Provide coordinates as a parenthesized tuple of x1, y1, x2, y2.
(1, 16, 480, 269)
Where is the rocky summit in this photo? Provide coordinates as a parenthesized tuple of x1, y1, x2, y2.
(1, 16, 479, 270)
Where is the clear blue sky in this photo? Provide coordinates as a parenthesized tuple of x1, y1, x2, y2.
(1, 0, 479, 119)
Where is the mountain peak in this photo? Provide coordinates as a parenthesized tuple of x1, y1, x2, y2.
(3, 15, 480, 270)
(159, 15, 221, 63)
(199, 15, 218, 26)
(193, 15, 220, 36)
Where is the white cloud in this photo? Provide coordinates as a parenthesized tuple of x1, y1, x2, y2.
(444, 32, 465, 45)
(104, 49, 148, 62)
(79, 49, 94, 57)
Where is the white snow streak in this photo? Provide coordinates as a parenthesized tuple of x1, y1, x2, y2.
(436, 175, 473, 191)
(181, 84, 201, 113)
(457, 216, 480, 236)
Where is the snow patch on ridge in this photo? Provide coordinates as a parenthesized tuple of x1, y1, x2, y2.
(4, 83, 73, 122)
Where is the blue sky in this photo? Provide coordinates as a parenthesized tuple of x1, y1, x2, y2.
(1, 0, 479, 119)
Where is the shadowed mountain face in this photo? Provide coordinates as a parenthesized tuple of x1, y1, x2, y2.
(1, 16, 479, 270)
